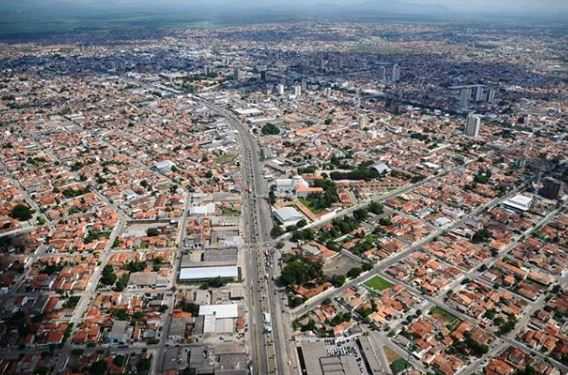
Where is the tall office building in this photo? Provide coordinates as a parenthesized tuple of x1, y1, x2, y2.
(294, 85, 302, 97)
(358, 114, 368, 129)
(391, 64, 401, 82)
(473, 86, 485, 102)
(260, 70, 267, 81)
(276, 84, 285, 96)
(540, 177, 564, 200)
(233, 67, 241, 81)
(319, 56, 326, 71)
(486, 87, 496, 103)
(459, 88, 472, 111)
(465, 113, 481, 137)
(378, 66, 386, 82)
(519, 114, 531, 127)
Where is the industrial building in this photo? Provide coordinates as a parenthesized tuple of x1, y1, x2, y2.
(179, 266, 239, 282)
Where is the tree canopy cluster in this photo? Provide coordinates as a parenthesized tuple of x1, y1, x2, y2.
(303, 178, 339, 211)
(280, 255, 323, 287)
(472, 228, 491, 243)
(261, 123, 280, 135)
(100, 265, 117, 286)
(10, 204, 33, 221)
(474, 169, 492, 184)
(330, 164, 381, 181)
(368, 201, 384, 215)
(318, 215, 360, 242)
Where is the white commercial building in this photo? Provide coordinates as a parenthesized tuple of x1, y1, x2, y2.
(199, 304, 239, 334)
(503, 194, 534, 212)
(179, 266, 238, 282)
(199, 304, 239, 319)
(153, 160, 176, 173)
(272, 206, 305, 227)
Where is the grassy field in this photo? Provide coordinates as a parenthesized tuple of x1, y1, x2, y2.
(364, 275, 393, 292)
(431, 306, 461, 330)
(215, 153, 237, 165)
(220, 206, 240, 216)
(298, 197, 325, 214)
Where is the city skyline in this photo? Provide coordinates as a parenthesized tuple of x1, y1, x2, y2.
(0, 5, 567, 375)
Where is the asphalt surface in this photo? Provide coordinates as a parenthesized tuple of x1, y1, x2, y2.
(195, 96, 292, 375)
(152, 191, 192, 375)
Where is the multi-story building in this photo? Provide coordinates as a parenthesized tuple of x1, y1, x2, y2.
(465, 113, 481, 137)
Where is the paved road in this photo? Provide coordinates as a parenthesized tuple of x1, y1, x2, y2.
(290, 180, 529, 319)
(195, 96, 292, 375)
(152, 191, 191, 375)
(379, 204, 568, 375)
(70, 218, 125, 326)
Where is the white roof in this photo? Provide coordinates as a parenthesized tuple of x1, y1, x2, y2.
(179, 266, 238, 281)
(215, 318, 234, 333)
(276, 179, 294, 187)
(234, 108, 262, 116)
(371, 162, 391, 174)
(435, 217, 452, 227)
(199, 304, 239, 319)
(273, 207, 304, 222)
(189, 202, 216, 215)
(503, 194, 533, 212)
(247, 117, 277, 124)
(203, 315, 217, 333)
(423, 162, 441, 170)
(154, 160, 175, 169)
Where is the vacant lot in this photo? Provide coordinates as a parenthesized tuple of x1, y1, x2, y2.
(384, 346, 399, 363)
(431, 306, 461, 330)
(322, 253, 360, 277)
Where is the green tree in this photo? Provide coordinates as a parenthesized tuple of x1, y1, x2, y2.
(280, 256, 323, 286)
(368, 201, 384, 215)
(261, 123, 280, 135)
(181, 302, 200, 315)
(329, 275, 346, 287)
(353, 208, 368, 222)
(113, 355, 125, 367)
(347, 267, 362, 279)
(112, 308, 129, 321)
(10, 204, 33, 221)
(100, 265, 117, 286)
(115, 274, 129, 291)
(379, 216, 392, 226)
(146, 228, 160, 237)
(270, 225, 284, 238)
(472, 228, 491, 243)
(88, 360, 107, 375)
(474, 169, 492, 184)
(137, 358, 152, 374)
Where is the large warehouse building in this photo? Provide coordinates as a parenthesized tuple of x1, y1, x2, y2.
(179, 266, 239, 282)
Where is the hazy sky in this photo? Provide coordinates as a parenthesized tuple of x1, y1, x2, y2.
(21, 0, 568, 11)
(2, 0, 568, 21)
